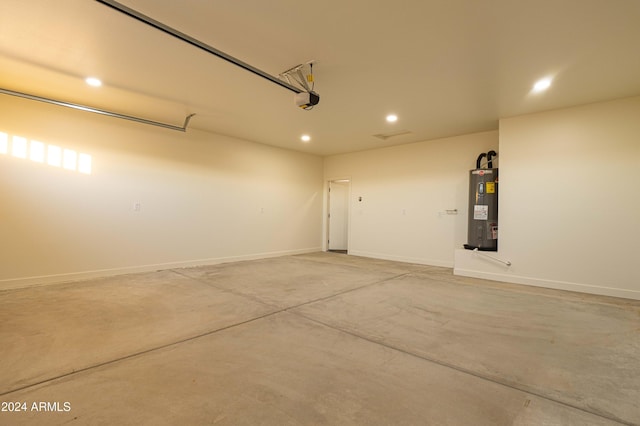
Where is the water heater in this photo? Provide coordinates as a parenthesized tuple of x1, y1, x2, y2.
(464, 151, 498, 251)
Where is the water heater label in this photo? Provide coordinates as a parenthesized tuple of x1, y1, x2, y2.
(485, 182, 495, 193)
(474, 205, 488, 220)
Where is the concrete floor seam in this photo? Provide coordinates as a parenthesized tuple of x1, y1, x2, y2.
(0, 271, 407, 398)
(289, 310, 633, 426)
(169, 268, 282, 310)
(0, 309, 283, 398)
(171, 266, 411, 315)
(292, 254, 434, 274)
(283, 272, 412, 311)
(164, 266, 634, 425)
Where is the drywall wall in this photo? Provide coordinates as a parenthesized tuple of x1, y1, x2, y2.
(455, 96, 640, 299)
(324, 131, 499, 266)
(0, 95, 323, 289)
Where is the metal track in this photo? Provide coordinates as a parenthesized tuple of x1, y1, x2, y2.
(95, 0, 303, 94)
(0, 87, 195, 132)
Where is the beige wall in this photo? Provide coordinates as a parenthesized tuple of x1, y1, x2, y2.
(324, 131, 499, 266)
(4, 92, 638, 300)
(0, 96, 323, 289)
(456, 96, 640, 299)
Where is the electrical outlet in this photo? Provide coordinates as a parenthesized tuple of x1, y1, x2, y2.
(133, 202, 141, 212)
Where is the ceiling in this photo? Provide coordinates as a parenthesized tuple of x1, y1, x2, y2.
(1, 0, 639, 156)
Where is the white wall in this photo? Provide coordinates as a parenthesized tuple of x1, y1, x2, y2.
(455, 96, 640, 299)
(324, 131, 499, 266)
(5, 93, 637, 300)
(0, 95, 323, 289)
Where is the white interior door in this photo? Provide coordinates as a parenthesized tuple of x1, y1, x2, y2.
(328, 180, 349, 251)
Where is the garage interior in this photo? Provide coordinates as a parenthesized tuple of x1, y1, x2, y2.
(1, 1, 639, 425)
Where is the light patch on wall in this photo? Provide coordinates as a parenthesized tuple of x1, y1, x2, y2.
(47, 145, 62, 167)
(78, 153, 92, 174)
(0, 131, 92, 174)
(12, 136, 27, 158)
(30, 140, 45, 163)
(63, 149, 77, 170)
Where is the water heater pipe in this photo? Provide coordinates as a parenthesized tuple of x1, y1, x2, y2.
(472, 248, 511, 266)
(487, 150, 497, 169)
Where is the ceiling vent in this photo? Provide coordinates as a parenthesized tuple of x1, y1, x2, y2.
(372, 130, 412, 140)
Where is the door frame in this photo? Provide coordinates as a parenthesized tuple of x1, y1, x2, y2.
(324, 177, 351, 253)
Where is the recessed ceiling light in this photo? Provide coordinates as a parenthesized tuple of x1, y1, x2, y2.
(386, 114, 398, 123)
(301, 134, 311, 142)
(85, 77, 102, 87)
(532, 77, 552, 93)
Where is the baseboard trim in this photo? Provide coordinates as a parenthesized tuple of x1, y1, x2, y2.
(347, 250, 453, 268)
(453, 268, 640, 301)
(0, 247, 322, 291)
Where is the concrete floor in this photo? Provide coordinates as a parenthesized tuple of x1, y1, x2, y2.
(0, 252, 638, 425)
